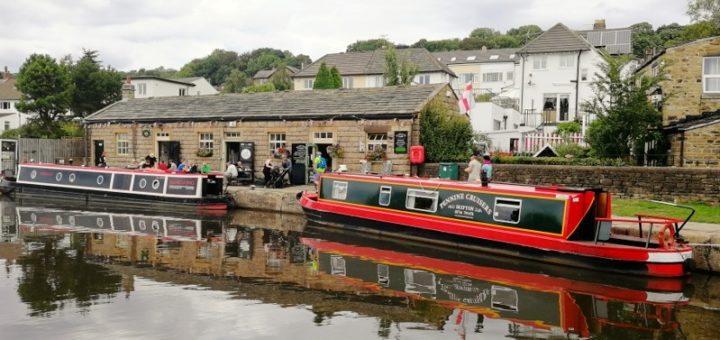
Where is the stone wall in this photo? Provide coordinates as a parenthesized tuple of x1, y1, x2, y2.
(419, 163, 720, 205)
(669, 122, 720, 167)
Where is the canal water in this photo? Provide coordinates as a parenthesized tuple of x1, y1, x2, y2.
(0, 198, 718, 340)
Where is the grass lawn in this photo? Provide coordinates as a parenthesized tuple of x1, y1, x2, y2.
(612, 199, 720, 224)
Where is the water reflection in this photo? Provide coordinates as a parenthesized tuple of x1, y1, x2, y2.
(0, 199, 696, 339)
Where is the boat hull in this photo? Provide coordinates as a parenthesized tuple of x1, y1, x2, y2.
(300, 192, 693, 277)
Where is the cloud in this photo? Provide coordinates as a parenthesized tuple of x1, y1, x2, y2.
(0, 0, 691, 72)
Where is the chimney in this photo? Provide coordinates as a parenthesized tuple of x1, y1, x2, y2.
(3, 66, 11, 80)
(122, 76, 135, 100)
(481, 46, 487, 52)
(593, 19, 606, 30)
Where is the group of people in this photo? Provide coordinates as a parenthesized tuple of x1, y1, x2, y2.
(262, 154, 293, 186)
(464, 153, 492, 186)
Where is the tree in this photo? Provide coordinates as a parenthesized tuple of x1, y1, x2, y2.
(506, 25, 543, 45)
(420, 98, 474, 162)
(222, 69, 249, 93)
(346, 39, 392, 52)
(313, 62, 334, 89)
(329, 66, 342, 88)
(630, 22, 660, 58)
(383, 46, 419, 86)
(411, 38, 461, 52)
(582, 52, 665, 160)
(242, 82, 275, 93)
(69, 50, 122, 118)
(271, 64, 293, 91)
(688, 0, 720, 28)
(16, 54, 72, 129)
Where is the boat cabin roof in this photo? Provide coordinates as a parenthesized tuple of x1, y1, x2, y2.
(21, 163, 222, 177)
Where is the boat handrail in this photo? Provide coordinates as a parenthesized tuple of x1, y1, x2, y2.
(594, 216, 685, 248)
(646, 200, 695, 236)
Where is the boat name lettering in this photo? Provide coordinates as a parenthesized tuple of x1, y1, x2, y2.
(40, 171, 55, 177)
(169, 179, 196, 185)
(439, 193, 493, 216)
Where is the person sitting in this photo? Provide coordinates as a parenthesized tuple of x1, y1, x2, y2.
(145, 153, 157, 168)
(263, 158, 274, 185)
(177, 159, 187, 172)
(201, 162, 211, 174)
(187, 161, 198, 174)
(224, 162, 238, 183)
(96, 151, 108, 168)
(158, 159, 169, 171)
(169, 160, 178, 171)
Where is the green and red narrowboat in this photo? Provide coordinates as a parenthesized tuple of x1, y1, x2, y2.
(298, 173, 695, 277)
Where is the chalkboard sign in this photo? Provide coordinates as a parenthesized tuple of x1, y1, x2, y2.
(292, 144, 307, 161)
(394, 131, 408, 154)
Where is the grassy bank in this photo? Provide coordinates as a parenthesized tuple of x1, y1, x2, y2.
(612, 199, 719, 224)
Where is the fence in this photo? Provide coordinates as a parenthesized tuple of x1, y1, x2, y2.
(522, 133, 584, 154)
(17, 138, 86, 164)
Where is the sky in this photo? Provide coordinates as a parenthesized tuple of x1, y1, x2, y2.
(0, 0, 692, 73)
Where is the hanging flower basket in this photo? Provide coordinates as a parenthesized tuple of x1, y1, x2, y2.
(196, 149, 213, 157)
(273, 146, 288, 159)
(365, 148, 386, 161)
(327, 144, 344, 158)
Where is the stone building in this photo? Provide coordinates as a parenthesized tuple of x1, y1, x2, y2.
(637, 36, 720, 167)
(84, 84, 460, 181)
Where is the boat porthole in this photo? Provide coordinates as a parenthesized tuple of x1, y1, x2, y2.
(151, 220, 160, 231)
(152, 179, 160, 190)
(139, 178, 147, 189)
(96, 175, 104, 185)
(138, 220, 146, 231)
(68, 173, 76, 183)
(96, 218, 104, 228)
(30, 170, 37, 179)
(56, 215, 63, 225)
(69, 216, 75, 226)
(55, 172, 63, 182)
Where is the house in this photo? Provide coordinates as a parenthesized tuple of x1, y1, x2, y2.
(636, 36, 720, 168)
(433, 47, 520, 97)
(127, 76, 217, 98)
(253, 66, 300, 85)
(84, 84, 460, 178)
(0, 68, 31, 131)
(292, 48, 456, 90)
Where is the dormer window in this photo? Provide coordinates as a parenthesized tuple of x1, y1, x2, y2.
(509, 54, 516, 59)
(450, 57, 456, 62)
(489, 55, 499, 60)
(467, 56, 476, 61)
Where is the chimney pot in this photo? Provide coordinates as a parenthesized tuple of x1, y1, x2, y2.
(593, 19, 606, 30)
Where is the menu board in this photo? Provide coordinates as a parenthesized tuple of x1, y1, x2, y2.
(394, 131, 408, 154)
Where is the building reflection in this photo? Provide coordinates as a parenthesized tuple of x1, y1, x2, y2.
(2, 200, 692, 339)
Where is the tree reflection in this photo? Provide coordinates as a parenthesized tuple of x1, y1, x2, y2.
(16, 235, 122, 316)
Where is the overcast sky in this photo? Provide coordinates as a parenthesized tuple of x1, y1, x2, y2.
(0, 0, 691, 73)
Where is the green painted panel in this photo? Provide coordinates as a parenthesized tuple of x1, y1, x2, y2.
(320, 177, 566, 234)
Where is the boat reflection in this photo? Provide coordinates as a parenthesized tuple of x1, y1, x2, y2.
(2, 202, 691, 338)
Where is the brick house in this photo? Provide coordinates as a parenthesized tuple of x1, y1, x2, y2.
(84, 84, 460, 180)
(637, 36, 720, 167)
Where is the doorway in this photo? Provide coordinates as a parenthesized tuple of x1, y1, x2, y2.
(309, 144, 332, 171)
(158, 141, 181, 164)
(226, 142, 241, 164)
(93, 140, 104, 166)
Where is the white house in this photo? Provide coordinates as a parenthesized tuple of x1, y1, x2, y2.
(517, 23, 605, 133)
(129, 76, 217, 98)
(433, 48, 520, 97)
(292, 48, 456, 90)
(0, 76, 31, 132)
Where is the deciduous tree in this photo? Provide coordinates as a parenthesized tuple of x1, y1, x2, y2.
(69, 50, 122, 118)
(383, 46, 419, 86)
(16, 54, 72, 129)
(222, 69, 249, 93)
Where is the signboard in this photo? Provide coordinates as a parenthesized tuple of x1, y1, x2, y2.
(394, 131, 408, 154)
(165, 177, 199, 196)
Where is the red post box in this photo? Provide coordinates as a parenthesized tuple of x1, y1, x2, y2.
(410, 145, 425, 164)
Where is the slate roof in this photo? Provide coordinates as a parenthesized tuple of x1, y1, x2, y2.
(293, 48, 456, 77)
(519, 23, 592, 54)
(253, 66, 301, 80)
(432, 48, 519, 65)
(663, 110, 720, 132)
(129, 76, 195, 86)
(85, 84, 452, 123)
(0, 79, 21, 100)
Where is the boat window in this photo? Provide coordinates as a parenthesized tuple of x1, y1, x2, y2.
(330, 255, 346, 276)
(377, 264, 390, 286)
(331, 181, 348, 200)
(493, 198, 521, 224)
(406, 189, 439, 213)
(378, 186, 392, 206)
(403, 269, 437, 295)
(491, 285, 519, 312)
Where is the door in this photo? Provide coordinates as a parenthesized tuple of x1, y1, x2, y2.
(93, 140, 104, 166)
(290, 143, 307, 185)
(0, 139, 17, 176)
(158, 141, 181, 164)
(226, 142, 241, 164)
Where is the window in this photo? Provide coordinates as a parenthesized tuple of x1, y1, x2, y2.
(179, 88, 186, 96)
(460, 73, 474, 84)
(225, 132, 241, 138)
(703, 57, 720, 93)
(199, 133, 214, 151)
(156, 132, 169, 137)
(330, 256, 346, 276)
(489, 55, 499, 60)
(493, 198, 521, 224)
(269, 133, 286, 153)
(331, 181, 348, 200)
(0, 102, 10, 110)
(379, 186, 392, 206)
(416, 74, 430, 84)
(559, 54, 575, 68)
(542, 93, 570, 122)
(467, 56, 477, 61)
(581, 68, 588, 81)
(405, 189, 439, 212)
(313, 131, 333, 139)
(533, 56, 547, 70)
(367, 133, 387, 151)
(482, 72, 503, 82)
(493, 120, 501, 131)
(304, 79, 314, 89)
(491, 285, 519, 312)
(3, 121, 9, 130)
(137, 83, 147, 96)
(506, 71, 514, 81)
(342, 77, 353, 89)
(509, 54, 515, 59)
(116, 133, 129, 155)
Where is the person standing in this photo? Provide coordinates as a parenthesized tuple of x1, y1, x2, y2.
(96, 151, 107, 167)
(464, 154, 482, 182)
(481, 153, 493, 186)
(263, 158, 274, 186)
(281, 154, 292, 184)
(224, 162, 238, 182)
(313, 153, 327, 191)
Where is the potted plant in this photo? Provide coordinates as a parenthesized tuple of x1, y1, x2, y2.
(196, 149, 213, 157)
(327, 144, 344, 158)
(365, 147, 386, 161)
